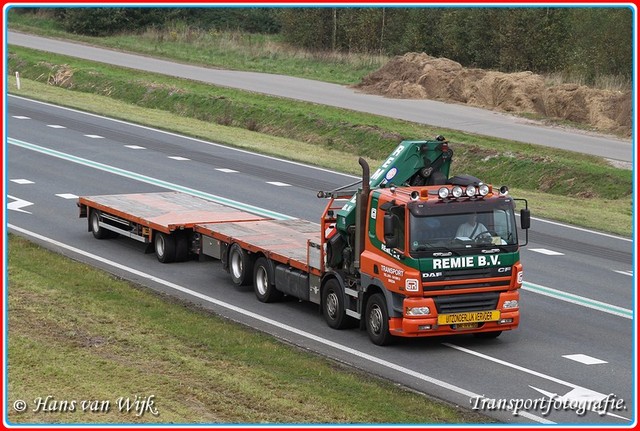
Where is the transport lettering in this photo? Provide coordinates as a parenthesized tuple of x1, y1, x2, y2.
(381, 265, 404, 276)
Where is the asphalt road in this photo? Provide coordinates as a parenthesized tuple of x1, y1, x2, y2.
(7, 96, 635, 425)
(7, 31, 634, 163)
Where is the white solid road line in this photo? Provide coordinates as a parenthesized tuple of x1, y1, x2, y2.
(7, 224, 553, 424)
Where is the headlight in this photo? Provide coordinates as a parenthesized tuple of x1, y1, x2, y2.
(466, 185, 476, 197)
(438, 187, 449, 199)
(451, 186, 463, 198)
(406, 306, 431, 316)
(503, 300, 519, 309)
(478, 184, 490, 196)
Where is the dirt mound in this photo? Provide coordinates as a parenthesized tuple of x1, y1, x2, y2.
(354, 52, 631, 137)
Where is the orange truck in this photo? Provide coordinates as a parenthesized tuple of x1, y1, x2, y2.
(78, 136, 530, 345)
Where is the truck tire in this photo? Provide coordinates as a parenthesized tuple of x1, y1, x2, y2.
(155, 232, 176, 263)
(322, 279, 355, 329)
(175, 232, 190, 262)
(90, 210, 116, 239)
(229, 243, 252, 286)
(365, 293, 394, 346)
(253, 257, 283, 303)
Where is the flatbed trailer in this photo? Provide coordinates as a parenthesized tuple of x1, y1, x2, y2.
(78, 191, 327, 304)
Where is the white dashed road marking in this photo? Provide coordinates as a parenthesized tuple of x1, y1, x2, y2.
(47, 124, 66, 129)
(168, 156, 190, 161)
(10, 179, 34, 184)
(55, 193, 79, 200)
(125, 145, 146, 150)
(12, 115, 30, 120)
(84, 134, 104, 139)
(216, 168, 238, 173)
(614, 270, 633, 277)
(562, 354, 608, 365)
(267, 181, 291, 187)
(530, 248, 565, 256)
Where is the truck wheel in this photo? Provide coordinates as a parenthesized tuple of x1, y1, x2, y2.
(322, 279, 355, 329)
(229, 243, 252, 286)
(155, 232, 176, 263)
(473, 331, 502, 339)
(365, 293, 394, 346)
(253, 257, 283, 303)
(90, 210, 116, 239)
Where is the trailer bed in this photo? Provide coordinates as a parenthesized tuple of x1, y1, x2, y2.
(79, 191, 269, 234)
(80, 191, 324, 273)
(195, 219, 322, 274)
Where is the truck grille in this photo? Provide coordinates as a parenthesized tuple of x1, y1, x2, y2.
(442, 267, 498, 280)
(422, 266, 512, 291)
(433, 292, 500, 314)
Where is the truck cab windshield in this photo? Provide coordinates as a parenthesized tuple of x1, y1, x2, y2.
(408, 203, 518, 254)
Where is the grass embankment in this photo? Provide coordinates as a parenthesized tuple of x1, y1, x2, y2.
(7, 45, 633, 236)
(7, 235, 487, 424)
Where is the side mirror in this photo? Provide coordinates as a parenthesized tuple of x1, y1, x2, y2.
(513, 198, 530, 247)
(384, 213, 399, 249)
(520, 208, 531, 230)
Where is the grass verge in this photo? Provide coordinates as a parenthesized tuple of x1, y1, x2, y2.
(7, 234, 490, 424)
(6, 48, 633, 236)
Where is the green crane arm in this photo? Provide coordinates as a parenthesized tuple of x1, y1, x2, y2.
(335, 136, 453, 234)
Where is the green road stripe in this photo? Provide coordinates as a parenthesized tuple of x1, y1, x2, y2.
(523, 281, 633, 319)
(8, 137, 294, 221)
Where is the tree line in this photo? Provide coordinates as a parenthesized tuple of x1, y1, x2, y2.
(17, 7, 633, 82)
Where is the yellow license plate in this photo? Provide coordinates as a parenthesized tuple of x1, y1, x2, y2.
(438, 310, 500, 326)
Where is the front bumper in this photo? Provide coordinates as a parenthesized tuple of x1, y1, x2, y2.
(389, 290, 520, 338)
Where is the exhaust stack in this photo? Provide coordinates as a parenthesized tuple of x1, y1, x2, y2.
(354, 157, 370, 270)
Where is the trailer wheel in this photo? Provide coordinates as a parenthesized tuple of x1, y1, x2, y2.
(253, 257, 283, 303)
(322, 279, 355, 329)
(229, 243, 252, 286)
(155, 232, 176, 263)
(365, 293, 394, 346)
(90, 210, 116, 239)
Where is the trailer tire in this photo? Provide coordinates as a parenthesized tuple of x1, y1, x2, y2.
(253, 257, 283, 303)
(365, 293, 394, 346)
(229, 243, 252, 286)
(90, 210, 116, 239)
(155, 232, 176, 263)
(322, 279, 355, 329)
